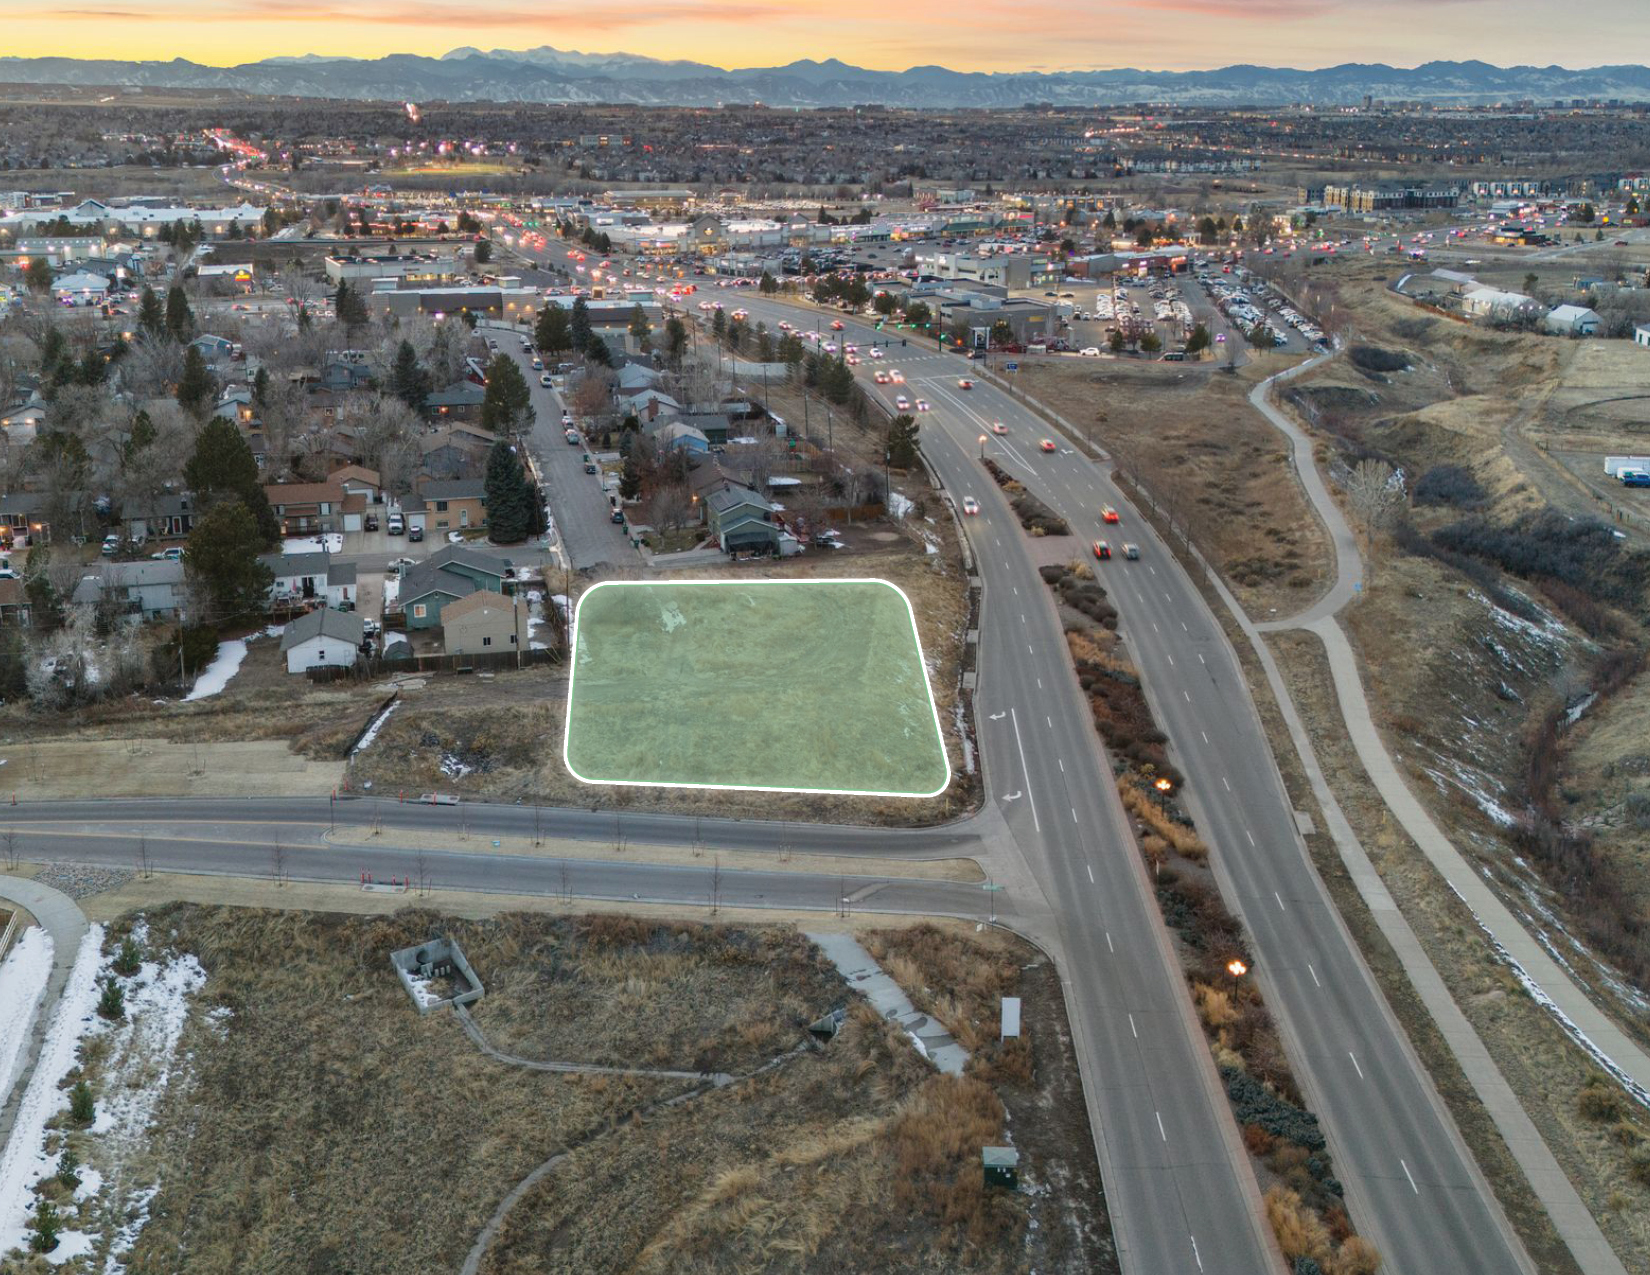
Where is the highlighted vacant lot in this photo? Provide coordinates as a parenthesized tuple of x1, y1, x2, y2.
(564, 579, 950, 797)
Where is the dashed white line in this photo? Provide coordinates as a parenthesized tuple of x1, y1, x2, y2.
(1128, 1013, 1138, 1039)
(1152, 621, 1160, 633)
(1155, 1111, 1167, 1142)
(1047, 715, 1053, 729)
(1166, 653, 1175, 666)
(1275, 891, 1287, 912)
(1201, 730, 1209, 743)
(1308, 963, 1321, 988)
(1106, 931, 1114, 953)
(1087, 864, 1095, 884)
(1245, 829, 1256, 846)
(1181, 621, 1188, 632)
(1183, 690, 1191, 701)
(1222, 775, 1231, 792)
(1057, 758, 1064, 772)
(1190, 1235, 1204, 1272)
(1349, 1051, 1365, 1080)
(1401, 1159, 1419, 1195)
(1071, 806, 1079, 823)
(1197, 653, 1206, 665)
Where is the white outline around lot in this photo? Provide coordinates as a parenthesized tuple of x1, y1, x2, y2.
(562, 577, 952, 799)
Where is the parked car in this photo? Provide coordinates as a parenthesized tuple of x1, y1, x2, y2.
(610, 508, 625, 524)
(364, 514, 379, 532)
(149, 547, 185, 562)
(584, 461, 598, 474)
(1079, 347, 1101, 357)
(100, 534, 120, 557)
(387, 513, 405, 535)
(408, 525, 424, 543)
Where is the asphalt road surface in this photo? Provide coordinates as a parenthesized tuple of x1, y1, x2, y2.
(729, 293, 1531, 1275)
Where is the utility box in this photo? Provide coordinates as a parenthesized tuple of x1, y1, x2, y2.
(1000, 996, 1022, 1040)
(982, 1146, 1020, 1190)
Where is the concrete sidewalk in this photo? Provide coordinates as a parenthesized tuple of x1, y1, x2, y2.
(1215, 359, 1637, 1274)
(0, 875, 89, 1154)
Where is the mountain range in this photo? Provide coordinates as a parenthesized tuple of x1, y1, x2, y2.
(2, 51, 1649, 108)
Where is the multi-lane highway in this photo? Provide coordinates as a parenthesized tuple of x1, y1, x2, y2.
(726, 292, 1536, 1275)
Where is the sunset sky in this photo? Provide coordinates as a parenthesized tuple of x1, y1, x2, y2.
(3, 0, 1646, 72)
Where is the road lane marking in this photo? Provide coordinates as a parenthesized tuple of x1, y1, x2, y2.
(1198, 653, 1206, 665)
(1047, 716, 1053, 729)
(1245, 829, 1256, 846)
(1128, 1013, 1138, 1038)
(1183, 690, 1191, 701)
(1037, 678, 1043, 689)
(1106, 931, 1114, 953)
(1401, 1159, 1419, 1194)
(1308, 963, 1321, 988)
(1191, 1236, 1204, 1272)
(1166, 653, 1174, 666)
(1155, 1111, 1167, 1142)
(1222, 775, 1231, 791)
(1152, 621, 1160, 633)
(1009, 708, 1042, 833)
(1071, 806, 1078, 823)
(1057, 758, 1064, 772)
(1201, 730, 1209, 743)
(1275, 891, 1287, 912)
(1181, 621, 1188, 632)
(1087, 864, 1094, 883)
(1349, 1051, 1364, 1080)
(1163, 592, 1171, 602)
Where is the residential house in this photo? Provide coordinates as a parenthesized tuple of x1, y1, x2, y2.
(71, 560, 186, 620)
(675, 412, 732, 446)
(259, 551, 332, 602)
(705, 484, 780, 554)
(1635, 323, 1650, 349)
(280, 607, 365, 674)
(398, 543, 512, 629)
(1, 391, 47, 431)
(419, 421, 495, 480)
(418, 479, 488, 533)
(620, 388, 680, 423)
(317, 359, 374, 394)
(331, 464, 384, 507)
(439, 591, 528, 657)
(326, 560, 357, 609)
(213, 386, 255, 426)
(1461, 286, 1540, 324)
(0, 490, 51, 547)
(653, 421, 710, 455)
(0, 577, 31, 627)
(1546, 304, 1602, 337)
(423, 380, 486, 423)
(122, 492, 194, 543)
(190, 334, 236, 365)
(614, 362, 662, 394)
(264, 480, 345, 535)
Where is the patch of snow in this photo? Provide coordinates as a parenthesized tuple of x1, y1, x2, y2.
(181, 639, 248, 702)
(382, 578, 400, 611)
(1424, 760, 1517, 827)
(1562, 693, 1597, 728)
(439, 753, 472, 779)
(281, 534, 342, 554)
(1448, 883, 1650, 1115)
(351, 701, 399, 756)
(0, 927, 52, 1111)
(71, 1167, 101, 1203)
(405, 974, 445, 1009)
(42, 1229, 91, 1264)
(954, 703, 976, 776)
(257, 623, 286, 639)
(887, 491, 914, 519)
(0, 925, 105, 1256)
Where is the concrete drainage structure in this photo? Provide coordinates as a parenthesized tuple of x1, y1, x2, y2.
(390, 937, 484, 1015)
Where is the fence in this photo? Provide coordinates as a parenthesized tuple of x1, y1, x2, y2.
(306, 647, 561, 684)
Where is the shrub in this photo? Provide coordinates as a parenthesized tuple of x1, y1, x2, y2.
(97, 977, 125, 1021)
(112, 935, 142, 977)
(28, 1198, 61, 1254)
(1265, 1185, 1332, 1265)
(1413, 464, 1486, 509)
(1629, 1143, 1650, 1187)
(68, 1079, 94, 1125)
(1578, 1077, 1624, 1122)
(1348, 345, 1409, 374)
(1223, 1066, 1325, 1152)
(55, 1144, 81, 1189)
(1434, 509, 1650, 609)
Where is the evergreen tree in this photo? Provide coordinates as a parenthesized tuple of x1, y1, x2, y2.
(97, 977, 125, 1021)
(186, 500, 275, 623)
(759, 271, 778, 294)
(335, 280, 369, 330)
(479, 354, 534, 435)
(904, 301, 931, 328)
(389, 339, 430, 409)
(55, 1144, 81, 1190)
(584, 334, 612, 367)
(29, 1198, 61, 1254)
(252, 366, 270, 406)
(886, 414, 920, 468)
(123, 410, 156, 465)
(711, 307, 727, 339)
(185, 416, 279, 544)
(0, 627, 27, 702)
(175, 345, 214, 417)
(113, 934, 142, 976)
(164, 285, 194, 342)
(23, 256, 52, 292)
(627, 303, 652, 346)
(535, 304, 572, 355)
(137, 285, 165, 337)
(474, 238, 493, 265)
(663, 316, 688, 365)
(570, 296, 592, 350)
(1185, 324, 1211, 355)
(23, 545, 64, 631)
(483, 440, 533, 543)
(68, 1080, 95, 1125)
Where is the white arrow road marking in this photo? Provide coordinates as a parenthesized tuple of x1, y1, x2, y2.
(1003, 791, 1023, 802)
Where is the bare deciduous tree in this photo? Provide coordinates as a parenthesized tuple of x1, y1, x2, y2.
(1344, 458, 1405, 542)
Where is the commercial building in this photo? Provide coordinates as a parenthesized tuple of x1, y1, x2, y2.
(1322, 183, 1459, 213)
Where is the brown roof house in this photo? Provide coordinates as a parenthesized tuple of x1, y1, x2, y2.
(440, 591, 528, 657)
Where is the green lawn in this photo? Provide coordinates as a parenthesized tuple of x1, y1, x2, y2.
(564, 579, 949, 797)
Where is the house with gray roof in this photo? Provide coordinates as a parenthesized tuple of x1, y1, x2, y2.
(280, 607, 365, 673)
(705, 484, 779, 555)
(71, 560, 187, 620)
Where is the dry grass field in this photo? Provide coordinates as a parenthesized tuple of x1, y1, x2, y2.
(1009, 354, 1334, 616)
(77, 906, 1107, 1275)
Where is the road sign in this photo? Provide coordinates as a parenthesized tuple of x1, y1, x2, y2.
(1004, 361, 1019, 371)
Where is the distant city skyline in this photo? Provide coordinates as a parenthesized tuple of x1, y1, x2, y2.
(4, 0, 1649, 75)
